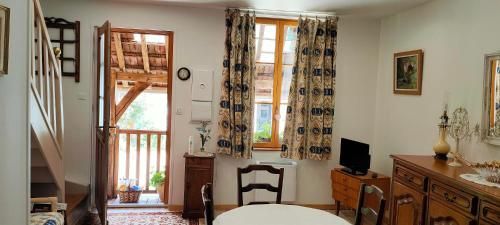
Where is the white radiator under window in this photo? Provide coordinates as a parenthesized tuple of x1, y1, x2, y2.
(254, 160, 297, 203)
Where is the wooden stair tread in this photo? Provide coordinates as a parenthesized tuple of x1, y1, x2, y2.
(65, 181, 89, 213)
(65, 193, 87, 212)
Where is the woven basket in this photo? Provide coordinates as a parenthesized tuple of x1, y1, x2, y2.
(119, 190, 142, 203)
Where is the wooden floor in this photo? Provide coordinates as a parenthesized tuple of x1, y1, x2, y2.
(107, 193, 167, 208)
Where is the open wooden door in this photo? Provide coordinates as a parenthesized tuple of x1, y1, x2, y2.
(94, 21, 111, 225)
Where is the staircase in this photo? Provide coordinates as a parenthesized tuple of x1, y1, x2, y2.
(30, 0, 65, 201)
(30, 1, 91, 224)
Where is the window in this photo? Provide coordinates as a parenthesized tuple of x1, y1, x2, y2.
(253, 18, 298, 149)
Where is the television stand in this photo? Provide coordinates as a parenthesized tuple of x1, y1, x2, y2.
(340, 167, 367, 176)
(331, 167, 390, 217)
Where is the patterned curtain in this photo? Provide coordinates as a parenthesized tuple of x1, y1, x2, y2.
(217, 9, 256, 159)
(281, 17, 338, 160)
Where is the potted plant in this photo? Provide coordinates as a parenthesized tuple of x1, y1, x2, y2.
(196, 121, 211, 152)
(150, 171, 166, 203)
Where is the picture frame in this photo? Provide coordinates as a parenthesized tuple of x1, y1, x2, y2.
(393, 49, 423, 95)
(0, 5, 9, 75)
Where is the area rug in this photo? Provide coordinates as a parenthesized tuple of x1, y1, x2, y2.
(107, 211, 198, 225)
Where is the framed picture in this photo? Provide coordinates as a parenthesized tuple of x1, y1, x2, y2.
(0, 5, 10, 75)
(393, 49, 423, 95)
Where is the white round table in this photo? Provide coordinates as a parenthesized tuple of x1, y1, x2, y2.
(213, 204, 351, 225)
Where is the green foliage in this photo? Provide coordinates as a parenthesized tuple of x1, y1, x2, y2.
(253, 122, 272, 142)
(117, 100, 154, 130)
(150, 171, 165, 187)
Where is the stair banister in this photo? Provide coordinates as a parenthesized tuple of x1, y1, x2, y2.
(31, 0, 65, 201)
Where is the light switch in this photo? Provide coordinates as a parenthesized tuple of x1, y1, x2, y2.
(77, 92, 88, 100)
(176, 107, 184, 115)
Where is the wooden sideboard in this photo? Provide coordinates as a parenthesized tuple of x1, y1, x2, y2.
(182, 153, 215, 218)
(391, 155, 500, 225)
(331, 168, 391, 215)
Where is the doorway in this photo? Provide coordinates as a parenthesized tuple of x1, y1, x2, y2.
(93, 24, 173, 224)
(107, 28, 173, 207)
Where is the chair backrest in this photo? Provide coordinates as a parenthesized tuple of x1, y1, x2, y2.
(237, 164, 284, 207)
(201, 183, 214, 225)
(354, 183, 386, 225)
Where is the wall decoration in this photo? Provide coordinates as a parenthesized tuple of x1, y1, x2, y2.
(177, 67, 191, 81)
(448, 107, 479, 167)
(0, 5, 10, 75)
(393, 49, 423, 95)
(44, 17, 80, 82)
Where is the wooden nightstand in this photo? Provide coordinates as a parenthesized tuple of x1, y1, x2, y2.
(331, 168, 390, 215)
(182, 153, 215, 218)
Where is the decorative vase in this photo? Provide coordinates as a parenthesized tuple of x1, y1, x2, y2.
(156, 183, 165, 203)
(433, 125, 450, 160)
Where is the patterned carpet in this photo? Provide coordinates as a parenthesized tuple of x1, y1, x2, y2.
(107, 210, 198, 225)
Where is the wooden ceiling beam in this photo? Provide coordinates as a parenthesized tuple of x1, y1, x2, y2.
(141, 34, 150, 73)
(113, 33, 126, 71)
(114, 71, 168, 84)
(115, 81, 151, 122)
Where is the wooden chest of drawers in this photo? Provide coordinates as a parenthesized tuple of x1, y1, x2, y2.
(391, 155, 500, 225)
(331, 168, 390, 215)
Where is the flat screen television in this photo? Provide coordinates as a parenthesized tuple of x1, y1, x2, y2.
(340, 138, 370, 175)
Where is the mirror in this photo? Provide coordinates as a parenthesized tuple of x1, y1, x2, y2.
(482, 52, 500, 145)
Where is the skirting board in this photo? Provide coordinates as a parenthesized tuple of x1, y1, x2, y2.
(167, 204, 342, 212)
(108, 203, 169, 209)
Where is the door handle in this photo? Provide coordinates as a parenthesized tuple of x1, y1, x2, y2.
(98, 126, 117, 129)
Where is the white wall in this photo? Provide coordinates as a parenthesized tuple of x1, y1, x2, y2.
(0, 0, 30, 224)
(41, 0, 381, 205)
(372, 0, 500, 175)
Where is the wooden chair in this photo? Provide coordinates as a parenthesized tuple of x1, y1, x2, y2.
(237, 164, 284, 207)
(354, 183, 386, 225)
(201, 183, 214, 225)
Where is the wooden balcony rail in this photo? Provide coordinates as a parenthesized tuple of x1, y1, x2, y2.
(115, 129, 168, 192)
(31, 0, 64, 150)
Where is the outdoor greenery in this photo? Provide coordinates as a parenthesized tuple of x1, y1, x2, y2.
(253, 122, 272, 142)
(150, 171, 165, 187)
(117, 102, 155, 130)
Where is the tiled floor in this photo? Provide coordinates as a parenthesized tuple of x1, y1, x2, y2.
(107, 193, 166, 208)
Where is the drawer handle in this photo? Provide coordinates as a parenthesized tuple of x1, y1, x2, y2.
(403, 173, 414, 182)
(443, 192, 457, 203)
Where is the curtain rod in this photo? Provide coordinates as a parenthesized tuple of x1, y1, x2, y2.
(228, 7, 336, 19)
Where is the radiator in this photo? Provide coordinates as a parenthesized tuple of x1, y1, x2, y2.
(254, 160, 297, 203)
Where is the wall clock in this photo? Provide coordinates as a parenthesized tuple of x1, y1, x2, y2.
(177, 67, 191, 81)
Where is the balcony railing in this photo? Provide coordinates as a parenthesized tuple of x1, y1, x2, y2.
(115, 129, 168, 192)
